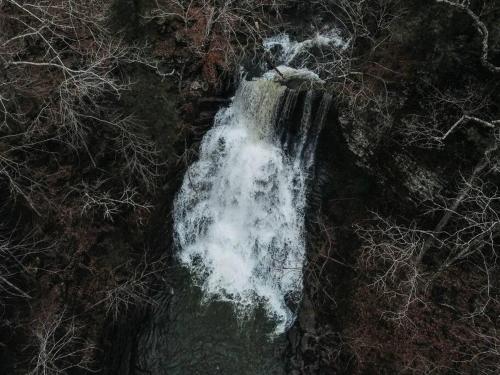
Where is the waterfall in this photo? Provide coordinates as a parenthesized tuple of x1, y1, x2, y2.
(173, 33, 338, 332)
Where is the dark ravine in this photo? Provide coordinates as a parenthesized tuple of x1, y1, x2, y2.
(90, 0, 500, 373)
(2, 0, 500, 374)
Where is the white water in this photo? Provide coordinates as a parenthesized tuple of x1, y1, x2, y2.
(174, 33, 339, 332)
(263, 31, 349, 67)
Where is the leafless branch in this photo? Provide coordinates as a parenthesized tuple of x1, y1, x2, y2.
(29, 310, 96, 375)
(436, 0, 500, 74)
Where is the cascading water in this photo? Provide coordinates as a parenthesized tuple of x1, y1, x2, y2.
(174, 81, 305, 331)
(137, 31, 344, 375)
(173, 33, 338, 331)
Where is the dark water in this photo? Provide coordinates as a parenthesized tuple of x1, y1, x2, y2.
(137, 268, 288, 375)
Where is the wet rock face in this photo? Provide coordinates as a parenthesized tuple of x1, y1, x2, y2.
(338, 113, 379, 167)
(287, 292, 321, 374)
(337, 107, 444, 203)
(392, 153, 443, 201)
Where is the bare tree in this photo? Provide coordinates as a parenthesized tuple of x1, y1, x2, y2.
(78, 180, 152, 223)
(29, 310, 96, 375)
(400, 84, 499, 149)
(146, 0, 287, 67)
(0, 228, 50, 304)
(0, 234, 31, 301)
(467, 328, 500, 375)
(436, 0, 500, 74)
(356, 169, 500, 321)
(355, 97, 500, 318)
(0, 0, 163, 210)
(355, 215, 431, 323)
(94, 252, 166, 322)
